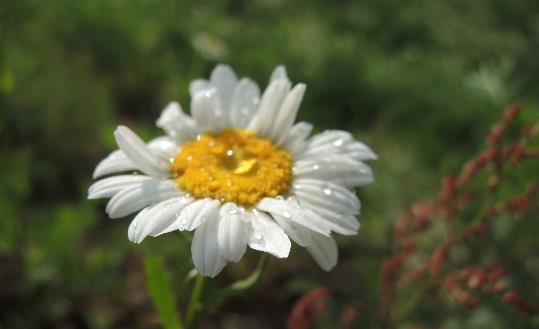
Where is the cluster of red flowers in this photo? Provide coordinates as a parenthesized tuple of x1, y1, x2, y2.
(382, 105, 539, 324)
(287, 106, 538, 328)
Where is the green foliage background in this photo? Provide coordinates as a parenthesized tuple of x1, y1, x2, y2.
(1, 0, 539, 328)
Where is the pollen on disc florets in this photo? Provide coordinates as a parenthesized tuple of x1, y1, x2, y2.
(170, 129, 292, 206)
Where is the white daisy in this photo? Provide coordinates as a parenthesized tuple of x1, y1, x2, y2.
(89, 65, 376, 277)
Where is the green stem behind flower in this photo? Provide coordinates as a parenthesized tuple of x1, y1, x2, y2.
(208, 254, 269, 310)
(186, 275, 206, 329)
(144, 256, 184, 329)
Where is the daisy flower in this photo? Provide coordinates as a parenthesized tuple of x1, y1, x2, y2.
(89, 65, 376, 277)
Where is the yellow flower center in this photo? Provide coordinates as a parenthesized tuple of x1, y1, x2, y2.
(171, 129, 292, 206)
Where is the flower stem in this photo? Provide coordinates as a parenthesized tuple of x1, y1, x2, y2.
(186, 274, 206, 329)
(144, 256, 184, 329)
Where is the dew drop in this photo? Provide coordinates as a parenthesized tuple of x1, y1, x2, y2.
(227, 207, 238, 215)
(333, 139, 344, 147)
(282, 211, 291, 218)
(312, 164, 320, 170)
(186, 155, 193, 161)
(253, 232, 262, 240)
(226, 149, 234, 156)
(323, 188, 332, 196)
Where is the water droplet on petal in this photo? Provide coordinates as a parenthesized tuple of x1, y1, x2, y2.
(312, 164, 320, 170)
(323, 188, 332, 196)
(253, 232, 262, 240)
(282, 211, 291, 218)
(333, 139, 344, 147)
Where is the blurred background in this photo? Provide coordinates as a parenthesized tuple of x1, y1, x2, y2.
(1, 0, 539, 328)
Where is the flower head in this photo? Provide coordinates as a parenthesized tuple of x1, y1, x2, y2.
(89, 65, 376, 277)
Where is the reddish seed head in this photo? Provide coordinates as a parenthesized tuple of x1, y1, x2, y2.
(339, 306, 358, 329)
(287, 287, 331, 329)
(488, 124, 504, 145)
(503, 105, 521, 123)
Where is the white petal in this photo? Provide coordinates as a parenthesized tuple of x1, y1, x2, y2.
(299, 130, 377, 161)
(217, 203, 248, 262)
(93, 137, 178, 179)
(177, 198, 220, 231)
(92, 150, 137, 178)
(128, 196, 193, 243)
(148, 136, 180, 159)
(229, 78, 260, 128)
(191, 88, 227, 133)
(271, 214, 311, 247)
(282, 122, 313, 157)
(156, 102, 198, 142)
(270, 65, 288, 83)
(309, 130, 353, 148)
(210, 64, 238, 112)
(270, 84, 306, 144)
(296, 200, 360, 235)
(247, 79, 291, 137)
(105, 179, 182, 218)
(306, 232, 338, 271)
(88, 175, 152, 199)
(189, 79, 212, 97)
(293, 156, 374, 187)
(256, 198, 331, 236)
(248, 210, 291, 258)
(192, 216, 227, 277)
(291, 179, 360, 215)
(114, 126, 170, 177)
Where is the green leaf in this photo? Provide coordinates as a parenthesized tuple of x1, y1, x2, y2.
(144, 256, 184, 329)
(209, 254, 268, 309)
